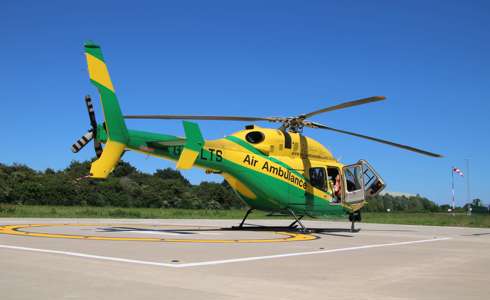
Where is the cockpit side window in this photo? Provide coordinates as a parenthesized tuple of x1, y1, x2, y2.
(309, 167, 327, 191)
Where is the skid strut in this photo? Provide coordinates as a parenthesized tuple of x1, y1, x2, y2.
(287, 209, 307, 233)
(237, 208, 254, 229)
(288, 215, 304, 229)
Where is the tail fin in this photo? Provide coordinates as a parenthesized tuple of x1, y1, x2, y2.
(84, 42, 128, 178)
(176, 121, 204, 170)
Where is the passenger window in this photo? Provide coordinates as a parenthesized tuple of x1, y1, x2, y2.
(344, 166, 363, 192)
(342, 163, 365, 204)
(309, 167, 327, 191)
(360, 160, 386, 197)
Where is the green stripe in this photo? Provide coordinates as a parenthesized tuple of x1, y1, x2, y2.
(91, 81, 128, 144)
(225, 136, 264, 156)
(225, 136, 307, 181)
(84, 41, 105, 62)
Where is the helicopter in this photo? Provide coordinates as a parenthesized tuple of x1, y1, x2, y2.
(72, 42, 442, 232)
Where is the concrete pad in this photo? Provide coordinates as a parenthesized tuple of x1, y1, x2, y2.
(0, 218, 489, 300)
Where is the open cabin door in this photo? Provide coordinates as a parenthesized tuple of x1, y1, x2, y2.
(342, 160, 386, 204)
(359, 160, 386, 197)
(342, 163, 365, 204)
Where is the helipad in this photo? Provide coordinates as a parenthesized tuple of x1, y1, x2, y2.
(1, 218, 489, 300)
(0, 223, 316, 243)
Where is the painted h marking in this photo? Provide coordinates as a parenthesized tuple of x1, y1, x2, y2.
(0, 237, 451, 268)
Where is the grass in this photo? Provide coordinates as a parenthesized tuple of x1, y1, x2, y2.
(0, 204, 273, 219)
(1, 204, 489, 228)
(362, 212, 490, 228)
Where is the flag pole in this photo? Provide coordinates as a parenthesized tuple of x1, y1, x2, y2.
(451, 166, 455, 216)
(466, 159, 471, 216)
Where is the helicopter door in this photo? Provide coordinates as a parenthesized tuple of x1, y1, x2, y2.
(342, 163, 365, 204)
(359, 160, 386, 197)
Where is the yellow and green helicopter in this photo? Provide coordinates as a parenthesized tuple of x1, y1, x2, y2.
(72, 42, 442, 232)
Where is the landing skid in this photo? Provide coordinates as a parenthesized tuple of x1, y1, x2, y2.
(231, 208, 309, 233)
(233, 208, 362, 234)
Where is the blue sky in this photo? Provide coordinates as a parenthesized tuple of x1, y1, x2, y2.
(1, 0, 489, 205)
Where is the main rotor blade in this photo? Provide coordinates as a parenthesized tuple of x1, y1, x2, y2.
(304, 121, 442, 158)
(124, 114, 283, 122)
(301, 96, 386, 119)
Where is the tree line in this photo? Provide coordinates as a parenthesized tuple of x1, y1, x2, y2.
(0, 160, 472, 213)
(363, 193, 440, 213)
(0, 161, 244, 209)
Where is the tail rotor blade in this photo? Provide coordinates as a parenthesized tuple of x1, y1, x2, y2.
(94, 140, 103, 158)
(82, 95, 103, 157)
(71, 129, 94, 153)
(85, 95, 97, 129)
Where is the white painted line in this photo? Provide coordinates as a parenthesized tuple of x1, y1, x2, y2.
(122, 231, 192, 236)
(176, 237, 452, 267)
(123, 230, 221, 236)
(0, 244, 177, 268)
(0, 237, 451, 269)
(188, 232, 222, 236)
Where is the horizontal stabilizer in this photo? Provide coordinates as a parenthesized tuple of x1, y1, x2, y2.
(147, 138, 186, 148)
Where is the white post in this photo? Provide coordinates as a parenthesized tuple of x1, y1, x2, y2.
(465, 159, 471, 216)
(451, 167, 455, 216)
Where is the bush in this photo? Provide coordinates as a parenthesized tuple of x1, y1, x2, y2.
(0, 160, 242, 209)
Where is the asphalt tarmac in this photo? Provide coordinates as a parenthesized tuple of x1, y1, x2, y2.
(0, 218, 489, 300)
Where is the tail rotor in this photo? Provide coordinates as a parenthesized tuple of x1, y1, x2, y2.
(71, 95, 103, 158)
